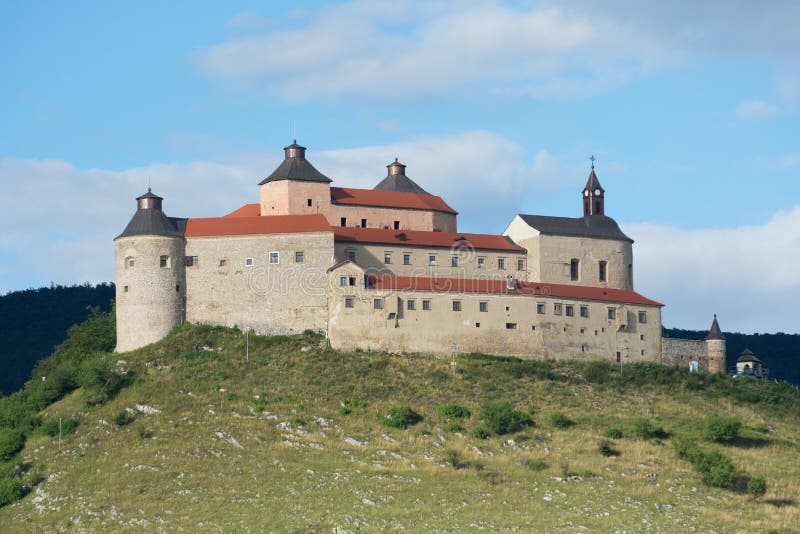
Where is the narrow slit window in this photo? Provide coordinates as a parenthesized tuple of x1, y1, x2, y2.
(570, 259, 579, 281)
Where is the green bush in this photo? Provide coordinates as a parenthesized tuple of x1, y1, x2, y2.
(747, 476, 767, 498)
(382, 406, 423, 429)
(40, 418, 78, 437)
(0, 429, 25, 462)
(527, 458, 548, 471)
(479, 401, 533, 436)
(549, 412, 575, 429)
(78, 356, 126, 406)
(343, 397, 367, 409)
(694, 449, 735, 488)
(472, 426, 491, 439)
(704, 415, 741, 444)
(447, 422, 466, 433)
(602, 427, 624, 439)
(0, 477, 24, 507)
(630, 418, 668, 440)
(113, 411, 135, 427)
(599, 440, 620, 457)
(438, 404, 471, 419)
(582, 360, 611, 384)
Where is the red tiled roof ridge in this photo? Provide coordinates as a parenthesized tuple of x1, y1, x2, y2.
(331, 186, 458, 215)
(365, 274, 663, 307)
(334, 226, 524, 252)
(185, 214, 331, 237)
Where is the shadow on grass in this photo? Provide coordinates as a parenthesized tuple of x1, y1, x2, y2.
(764, 498, 796, 507)
(729, 435, 771, 449)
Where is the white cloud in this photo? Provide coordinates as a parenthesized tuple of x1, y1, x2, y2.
(735, 100, 778, 120)
(626, 206, 800, 333)
(198, 1, 800, 100)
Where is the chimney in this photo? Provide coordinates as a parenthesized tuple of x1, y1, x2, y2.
(506, 275, 515, 291)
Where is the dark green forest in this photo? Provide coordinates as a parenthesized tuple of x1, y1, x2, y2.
(663, 327, 800, 385)
(0, 284, 115, 395)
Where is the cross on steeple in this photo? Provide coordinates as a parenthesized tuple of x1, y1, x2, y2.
(590, 155, 596, 169)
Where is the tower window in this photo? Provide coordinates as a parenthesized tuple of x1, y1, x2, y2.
(599, 261, 607, 283)
(479, 301, 488, 313)
(307, 198, 312, 207)
(628, 264, 633, 287)
(269, 252, 279, 264)
(295, 251, 304, 263)
(361, 218, 367, 228)
(160, 255, 170, 268)
(394, 220, 400, 230)
(638, 311, 647, 324)
(475, 323, 481, 328)
(176, 284, 180, 292)
(340, 217, 347, 227)
(570, 259, 579, 281)
(126, 257, 135, 268)
(123, 285, 129, 293)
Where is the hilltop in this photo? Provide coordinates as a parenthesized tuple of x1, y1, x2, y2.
(1, 316, 799, 532)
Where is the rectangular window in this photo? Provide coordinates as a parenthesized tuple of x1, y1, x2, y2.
(128, 259, 135, 268)
(384, 252, 392, 264)
(638, 311, 647, 324)
(479, 301, 488, 313)
(580, 327, 585, 334)
(608, 308, 616, 320)
(475, 322, 481, 328)
(269, 252, 279, 264)
(245, 257, 254, 266)
(641, 349, 645, 356)
(407, 299, 416, 311)
(339, 276, 348, 286)
(554, 303, 563, 316)
(422, 299, 431, 311)
(451, 255, 459, 267)
(295, 251, 304, 263)
(517, 258, 524, 270)
(361, 218, 367, 228)
(565, 305, 574, 317)
(373, 298, 383, 310)
(394, 220, 400, 230)
(348, 276, 356, 286)
(345, 297, 354, 308)
(599, 261, 607, 283)
(403, 253, 411, 265)
(347, 249, 356, 262)
(428, 254, 437, 266)
(452, 300, 462, 311)
(219, 259, 227, 267)
(570, 259, 579, 281)
(340, 217, 347, 227)
(640, 334, 644, 341)
(307, 198, 312, 207)
(176, 284, 180, 292)
(536, 303, 546, 314)
(160, 255, 169, 268)
(506, 323, 517, 330)
(123, 285, 129, 293)
(580, 305, 589, 318)
(498, 257, 506, 270)
(477, 257, 486, 269)
(185, 256, 198, 267)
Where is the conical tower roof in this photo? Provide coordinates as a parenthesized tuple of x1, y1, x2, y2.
(737, 348, 761, 363)
(258, 141, 332, 185)
(583, 166, 604, 193)
(705, 314, 726, 340)
(373, 158, 430, 194)
(116, 189, 185, 239)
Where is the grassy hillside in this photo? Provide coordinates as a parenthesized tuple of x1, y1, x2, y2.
(1, 322, 799, 532)
(0, 283, 115, 395)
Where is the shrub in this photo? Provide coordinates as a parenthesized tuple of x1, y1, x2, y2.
(630, 418, 668, 440)
(527, 458, 548, 472)
(704, 415, 741, 444)
(747, 476, 767, 499)
(382, 406, 423, 429)
(40, 418, 78, 437)
(113, 411, 135, 427)
(602, 427, 624, 439)
(338, 407, 351, 416)
(438, 404, 471, 419)
(472, 426, 491, 439)
(0, 477, 24, 507)
(479, 401, 533, 436)
(78, 357, 126, 406)
(447, 422, 466, 433)
(694, 449, 735, 488)
(0, 429, 25, 462)
(443, 449, 476, 470)
(582, 360, 611, 384)
(599, 439, 620, 457)
(549, 412, 575, 429)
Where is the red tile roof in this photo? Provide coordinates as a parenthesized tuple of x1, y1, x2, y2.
(185, 214, 331, 237)
(330, 187, 458, 215)
(366, 275, 664, 307)
(223, 204, 260, 217)
(334, 227, 525, 252)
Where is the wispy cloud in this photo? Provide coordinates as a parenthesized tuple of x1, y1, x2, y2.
(735, 100, 778, 120)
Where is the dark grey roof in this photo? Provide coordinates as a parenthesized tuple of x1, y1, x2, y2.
(584, 167, 604, 193)
(258, 142, 332, 185)
(116, 210, 186, 239)
(137, 189, 162, 200)
(737, 348, 761, 364)
(373, 174, 430, 194)
(706, 314, 725, 340)
(518, 214, 633, 243)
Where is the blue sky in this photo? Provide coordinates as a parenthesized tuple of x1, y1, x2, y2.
(1, 1, 799, 333)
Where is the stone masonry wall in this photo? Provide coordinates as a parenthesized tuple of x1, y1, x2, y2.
(662, 337, 709, 369)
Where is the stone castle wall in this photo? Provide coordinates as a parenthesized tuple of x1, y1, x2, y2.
(661, 337, 709, 370)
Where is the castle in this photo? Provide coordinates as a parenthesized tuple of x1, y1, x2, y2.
(115, 141, 726, 371)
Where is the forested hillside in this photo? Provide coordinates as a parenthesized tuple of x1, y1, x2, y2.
(0, 283, 115, 395)
(663, 327, 800, 385)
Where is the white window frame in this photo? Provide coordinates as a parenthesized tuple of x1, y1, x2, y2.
(269, 251, 279, 264)
(245, 257, 254, 267)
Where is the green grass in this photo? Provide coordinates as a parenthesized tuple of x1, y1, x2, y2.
(1, 323, 799, 532)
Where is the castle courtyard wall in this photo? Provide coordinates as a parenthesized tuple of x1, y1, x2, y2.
(184, 231, 333, 335)
(661, 337, 710, 370)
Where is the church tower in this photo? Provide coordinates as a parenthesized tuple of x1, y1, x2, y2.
(705, 314, 727, 374)
(582, 157, 605, 217)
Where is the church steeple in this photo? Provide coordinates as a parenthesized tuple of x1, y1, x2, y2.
(582, 155, 605, 217)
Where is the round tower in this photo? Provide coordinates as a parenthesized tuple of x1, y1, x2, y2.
(115, 189, 186, 352)
(705, 314, 727, 374)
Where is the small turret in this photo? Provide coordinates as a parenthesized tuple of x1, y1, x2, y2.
(705, 314, 726, 373)
(582, 156, 605, 217)
(373, 158, 430, 194)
